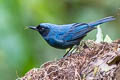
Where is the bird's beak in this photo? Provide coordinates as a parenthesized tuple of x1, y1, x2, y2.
(28, 26, 38, 31)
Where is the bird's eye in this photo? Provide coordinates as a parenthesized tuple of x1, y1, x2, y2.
(40, 27, 45, 32)
(41, 27, 45, 30)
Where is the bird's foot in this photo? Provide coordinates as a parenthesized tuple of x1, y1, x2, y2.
(63, 45, 80, 58)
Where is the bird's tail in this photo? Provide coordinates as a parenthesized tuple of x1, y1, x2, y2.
(88, 16, 115, 27)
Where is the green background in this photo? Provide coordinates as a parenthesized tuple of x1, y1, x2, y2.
(0, 0, 120, 80)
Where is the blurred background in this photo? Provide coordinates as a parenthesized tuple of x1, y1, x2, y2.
(0, 0, 120, 79)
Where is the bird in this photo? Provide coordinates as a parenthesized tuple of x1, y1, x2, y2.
(28, 16, 115, 57)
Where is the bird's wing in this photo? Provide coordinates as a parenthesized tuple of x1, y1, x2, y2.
(62, 23, 94, 42)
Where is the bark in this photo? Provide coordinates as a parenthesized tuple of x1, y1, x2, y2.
(18, 40, 120, 80)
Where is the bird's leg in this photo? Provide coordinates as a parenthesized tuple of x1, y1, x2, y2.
(63, 45, 79, 58)
(74, 45, 80, 53)
(72, 41, 86, 54)
(70, 45, 78, 53)
(63, 47, 73, 57)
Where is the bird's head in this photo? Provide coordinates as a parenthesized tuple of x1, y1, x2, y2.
(29, 23, 51, 37)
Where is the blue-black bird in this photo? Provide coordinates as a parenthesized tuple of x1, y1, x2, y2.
(29, 16, 115, 57)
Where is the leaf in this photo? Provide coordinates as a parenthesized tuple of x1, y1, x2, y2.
(104, 35, 112, 43)
(95, 25, 103, 43)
